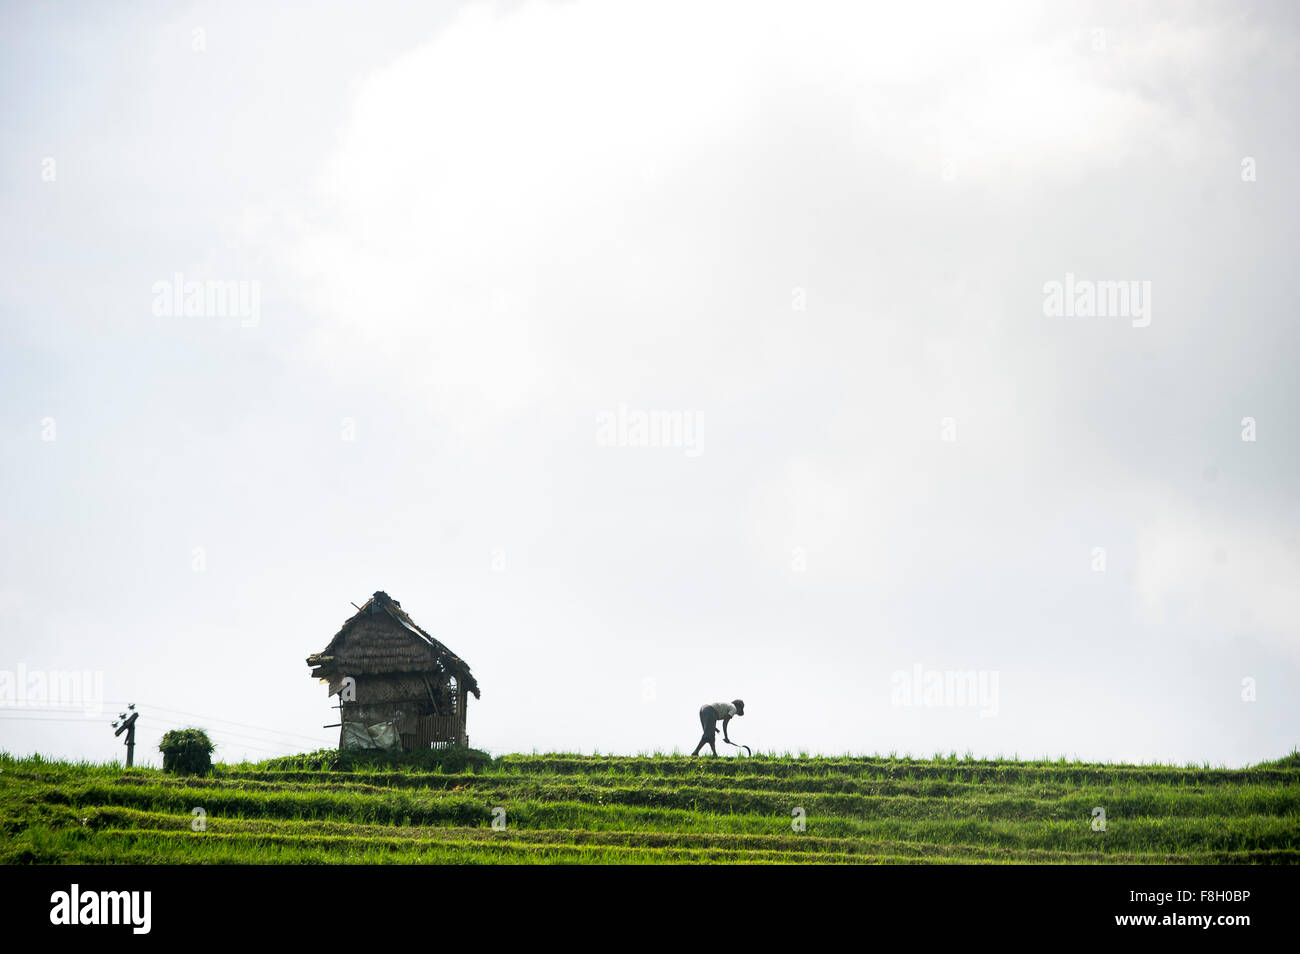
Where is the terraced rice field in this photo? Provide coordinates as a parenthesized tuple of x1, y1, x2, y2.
(3, 751, 1298, 863)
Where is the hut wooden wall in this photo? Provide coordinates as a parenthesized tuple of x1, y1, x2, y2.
(404, 714, 467, 749)
(333, 667, 470, 750)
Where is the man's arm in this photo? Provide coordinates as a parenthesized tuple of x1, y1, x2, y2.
(722, 716, 731, 742)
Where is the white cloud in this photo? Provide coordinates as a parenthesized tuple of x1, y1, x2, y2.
(259, 0, 1239, 438)
(1134, 495, 1300, 654)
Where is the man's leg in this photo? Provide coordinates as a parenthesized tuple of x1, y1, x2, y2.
(704, 708, 719, 756)
(691, 721, 709, 756)
(693, 706, 716, 757)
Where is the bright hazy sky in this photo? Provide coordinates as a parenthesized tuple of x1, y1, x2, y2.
(2, 0, 1297, 767)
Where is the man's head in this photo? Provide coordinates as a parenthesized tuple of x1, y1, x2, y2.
(733, 699, 745, 716)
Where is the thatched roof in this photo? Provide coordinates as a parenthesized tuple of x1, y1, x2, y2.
(306, 591, 480, 698)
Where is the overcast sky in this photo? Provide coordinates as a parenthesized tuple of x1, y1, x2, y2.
(2, 0, 1297, 767)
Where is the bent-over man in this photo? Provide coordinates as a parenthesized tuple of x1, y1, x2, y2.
(691, 699, 745, 756)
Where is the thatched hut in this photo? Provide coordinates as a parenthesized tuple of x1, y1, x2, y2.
(306, 591, 480, 751)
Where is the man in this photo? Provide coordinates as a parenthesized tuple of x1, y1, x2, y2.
(691, 699, 745, 756)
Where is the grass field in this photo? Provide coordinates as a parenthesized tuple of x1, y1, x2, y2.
(3, 749, 1298, 864)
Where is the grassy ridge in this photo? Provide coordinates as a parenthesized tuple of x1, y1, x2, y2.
(3, 750, 1297, 864)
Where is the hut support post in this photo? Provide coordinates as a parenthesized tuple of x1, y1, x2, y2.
(458, 683, 467, 745)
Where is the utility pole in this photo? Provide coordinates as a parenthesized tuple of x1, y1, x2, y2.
(112, 705, 138, 768)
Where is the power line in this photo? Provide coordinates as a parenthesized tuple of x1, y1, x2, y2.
(102, 701, 328, 745)
(131, 714, 327, 749)
(1, 712, 316, 757)
(0, 714, 118, 723)
(131, 717, 307, 755)
(17, 701, 331, 748)
(6, 707, 321, 751)
(0, 716, 295, 755)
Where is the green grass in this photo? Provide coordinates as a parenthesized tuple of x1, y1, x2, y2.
(2, 748, 1297, 864)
